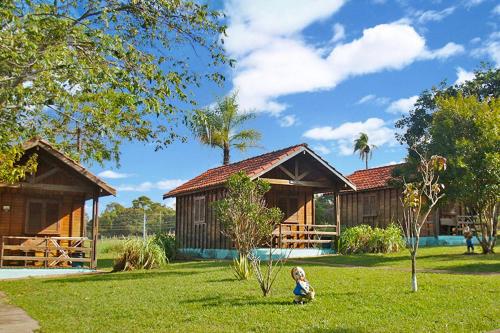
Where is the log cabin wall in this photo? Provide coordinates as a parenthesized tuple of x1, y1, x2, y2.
(0, 189, 86, 239)
(175, 185, 315, 250)
(339, 187, 436, 236)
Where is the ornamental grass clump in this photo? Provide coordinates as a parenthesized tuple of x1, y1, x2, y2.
(113, 237, 166, 272)
(339, 224, 404, 254)
(154, 233, 177, 261)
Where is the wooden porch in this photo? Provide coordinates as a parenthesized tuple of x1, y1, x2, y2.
(276, 223, 338, 248)
(0, 236, 92, 268)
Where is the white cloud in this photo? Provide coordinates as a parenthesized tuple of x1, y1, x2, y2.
(98, 170, 133, 179)
(493, 4, 500, 15)
(464, 0, 485, 8)
(278, 114, 298, 127)
(386, 95, 419, 114)
(303, 118, 395, 156)
(413, 7, 455, 24)
(356, 94, 390, 105)
(331, 23, 345, 43)
(472, 32, 500, 66)
(420, 42, 465, 60)
(117, 179, 185, 192)
(225, 1, 464, 115)
(470, 37, 481, 44)
(454, 67, 475, 85)
(312, 144, 332, 155)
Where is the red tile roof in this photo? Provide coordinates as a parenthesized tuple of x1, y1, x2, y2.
(164, 144, 307, 198)
(345, 163, 403, 191)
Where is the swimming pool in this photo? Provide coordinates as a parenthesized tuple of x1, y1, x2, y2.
(0, 268, 95, 280)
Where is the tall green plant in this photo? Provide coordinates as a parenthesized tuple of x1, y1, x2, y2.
(353, 133, 376, 169)
(113, 237, 166, 272)
(190, 93, 261, 165)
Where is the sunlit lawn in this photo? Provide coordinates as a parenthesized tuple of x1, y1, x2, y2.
(0, 245, 498, 332)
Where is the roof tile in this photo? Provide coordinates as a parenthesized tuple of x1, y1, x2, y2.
(164, 144, 307, 197)
(346, 164, 402, 191)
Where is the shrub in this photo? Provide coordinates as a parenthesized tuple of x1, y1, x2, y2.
(113, 237, 166, 271)
(232, 253, 252, 280)
(339, 224, 404, 254)
(154, 233, 177, 261)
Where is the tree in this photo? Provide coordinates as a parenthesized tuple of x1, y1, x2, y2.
(190, 93, 261, 165)
(0, 0, 229, 183)
(213, 172, 284, 295)
(99, 197, 175, 237)
(353, 132, 375, 169)
(400, 151, 446, 292)
(430, 95, 499, 253)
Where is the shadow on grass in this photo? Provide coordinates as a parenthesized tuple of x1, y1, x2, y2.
(310, 328, 366, 333)
(180, 294, 292, 307)
(432, 262, 500, 274)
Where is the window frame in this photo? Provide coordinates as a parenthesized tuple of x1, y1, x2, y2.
(25, 198, 61, 235)
(193, 195, 206, 225)
(362, 194, 378, 217)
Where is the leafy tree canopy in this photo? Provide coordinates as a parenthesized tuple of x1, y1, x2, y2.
(1, 0, 229, 183)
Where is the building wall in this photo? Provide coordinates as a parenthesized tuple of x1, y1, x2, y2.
(340, 187, 436, 236)
(0, 188, 86, 238)
(175, 185, 316, 250)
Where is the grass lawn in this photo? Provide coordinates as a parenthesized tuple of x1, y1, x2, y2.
(0, 246, 498, 332)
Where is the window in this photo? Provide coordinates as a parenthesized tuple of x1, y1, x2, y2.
(363, 194, 378, 217)
(193, 196, 206, 224)
(25, 199, 60, 234)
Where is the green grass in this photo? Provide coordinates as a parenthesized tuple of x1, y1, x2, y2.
(290, 246, 500, 273)
(0, 246, 499, 332)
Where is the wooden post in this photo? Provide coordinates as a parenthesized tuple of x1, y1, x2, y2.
(90, 194, 99, 269)
(0, 236, 4, 268)
(335, 192, 341, 236)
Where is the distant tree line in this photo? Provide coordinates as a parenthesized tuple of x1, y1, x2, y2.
(92, 196, 175, 238)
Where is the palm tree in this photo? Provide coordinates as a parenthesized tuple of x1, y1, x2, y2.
(353, 132, 375, 169)
(190, 93, 261, 165)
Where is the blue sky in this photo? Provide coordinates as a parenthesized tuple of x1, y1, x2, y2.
(89, 0, 500, 210)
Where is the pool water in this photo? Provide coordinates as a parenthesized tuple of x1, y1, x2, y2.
(0, 268, 94, 280)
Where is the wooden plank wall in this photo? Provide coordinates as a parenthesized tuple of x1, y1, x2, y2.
(340, 188, 403, 229)
(175, 185, 315, 249)
(339, 188, 436, 236)
(0, 189, 85, 238)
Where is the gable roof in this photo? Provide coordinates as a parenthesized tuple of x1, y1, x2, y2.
(21, 139, 116, 196)
(345, 163, 403, 191)
(164, 143, 356, 198)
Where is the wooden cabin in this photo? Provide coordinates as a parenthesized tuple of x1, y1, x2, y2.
(340, 164, 468, 236)
(0, 139, 115, 268)
(164, 144, 356, 251)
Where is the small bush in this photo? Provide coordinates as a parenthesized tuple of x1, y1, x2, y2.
(339, 224, 404, 254)
(154, 233, 177, 261)
(232, 253, 252, 280)
(113, 237, 166, 271)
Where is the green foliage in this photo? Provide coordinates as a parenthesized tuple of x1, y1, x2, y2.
(339, 224, 405, 254)
(213, 171, 283, 256)
(232, 253, 252, 280)
(430, 94, 499, 253)
(113, 237, 166, 271)
(99, 196, 175, 237)
(190, 92, 261, 165)
(315, 195, 334, 225)
(0, 0, 229, 182)
(154, 233, 177, 261)
(99, 239, 125, 255)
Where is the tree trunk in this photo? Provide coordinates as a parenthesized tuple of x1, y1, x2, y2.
(223, 143, 230, 165)
(411, 252, 418, 292)
(365, 156, 368, 170)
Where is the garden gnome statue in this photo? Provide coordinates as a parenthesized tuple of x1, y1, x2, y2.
(291, 266, 315, 304)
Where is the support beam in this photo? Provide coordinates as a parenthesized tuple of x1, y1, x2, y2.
(259, 178, 332, 188)
(278, 165, 295, 180)
(335, 192, 341, 237)
(90, 194, 99, 269)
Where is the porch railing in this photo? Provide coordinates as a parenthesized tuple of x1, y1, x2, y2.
(0, 236, 92, 268)
(277, 224, 338, 248)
